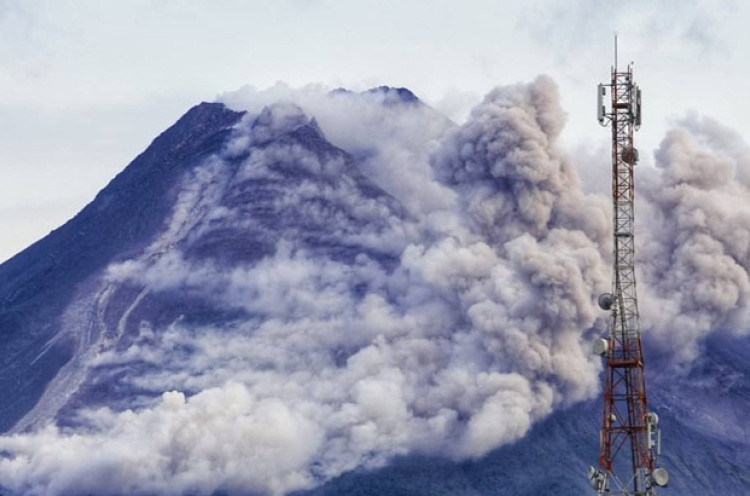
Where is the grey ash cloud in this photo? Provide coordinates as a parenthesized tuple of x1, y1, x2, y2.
(639, 114, 750, 360)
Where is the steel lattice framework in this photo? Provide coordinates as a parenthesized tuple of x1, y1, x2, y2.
(588, 48, 668, 495)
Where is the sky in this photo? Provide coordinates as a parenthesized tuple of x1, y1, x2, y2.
(0, 0, 746, 263)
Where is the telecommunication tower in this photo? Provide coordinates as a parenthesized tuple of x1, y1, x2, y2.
(587, 40, 669, 495)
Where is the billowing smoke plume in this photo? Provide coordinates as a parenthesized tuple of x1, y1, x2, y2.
(434, 76, 609, 245)
(0, 78, 747, 496)
(638, 114, 750, 360)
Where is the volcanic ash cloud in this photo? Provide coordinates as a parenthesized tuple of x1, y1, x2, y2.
(638, 114, 750, 361)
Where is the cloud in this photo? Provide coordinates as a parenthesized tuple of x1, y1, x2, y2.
(638, 114, 750, 360)
(0, 1, 41, 67)
(433, 75, 609, 247)
(521, 0, 736, 65)
(0, 385, 325, 496)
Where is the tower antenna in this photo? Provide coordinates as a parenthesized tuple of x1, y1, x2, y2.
(588, 42, 669, 495)
(614, 33, 618, 70)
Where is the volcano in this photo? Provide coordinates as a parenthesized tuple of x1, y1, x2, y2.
(0, 81, 747, 496)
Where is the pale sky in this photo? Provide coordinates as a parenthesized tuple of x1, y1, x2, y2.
(0, 0, 746, 262)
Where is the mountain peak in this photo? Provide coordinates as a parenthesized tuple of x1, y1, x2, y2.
(327, 86, 421, 106)
(250, 102, 325, 144)
(366, 86, 420, 105)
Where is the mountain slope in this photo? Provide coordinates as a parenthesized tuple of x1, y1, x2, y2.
(0, 102, 244, 433)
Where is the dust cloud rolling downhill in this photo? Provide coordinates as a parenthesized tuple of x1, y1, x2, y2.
(0, 79, 747, 496)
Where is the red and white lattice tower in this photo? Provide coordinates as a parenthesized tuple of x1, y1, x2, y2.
(587, 40, 670, 495)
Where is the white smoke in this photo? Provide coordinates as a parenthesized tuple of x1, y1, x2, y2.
(219, 83, 457, 217)
(3, 78, 749, 495)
